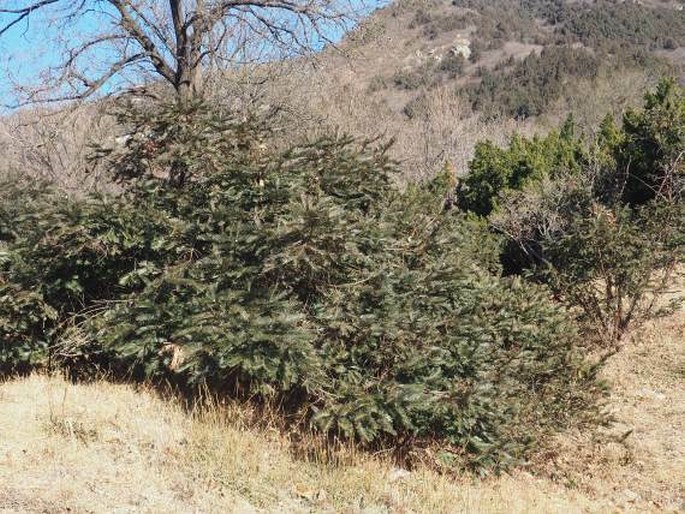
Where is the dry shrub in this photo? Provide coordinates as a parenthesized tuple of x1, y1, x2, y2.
(0, 103, 115, 193)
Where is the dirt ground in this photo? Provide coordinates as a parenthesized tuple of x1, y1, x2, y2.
(542, 312, 685, 512)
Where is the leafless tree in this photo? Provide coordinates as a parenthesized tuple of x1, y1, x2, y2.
(0, 0, 359, 105)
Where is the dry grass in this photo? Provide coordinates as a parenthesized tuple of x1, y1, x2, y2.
(0, 378, 596, 513)
(1, 305, 683, 513)
(538, 311, 685, 513)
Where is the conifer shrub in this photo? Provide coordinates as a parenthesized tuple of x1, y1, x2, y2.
(457, 117, 585, 217)
(1, 175, 60, 375)
(465, 79, 684, 346)
(0, 188, 178, 375)
(619, 79, 685, 206)
(0, 102, 599, 470)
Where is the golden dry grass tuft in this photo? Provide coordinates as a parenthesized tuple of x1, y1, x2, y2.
(0, 306, 682, 513)
(0, 378, 596, 513)
(539, 311, 685, 513)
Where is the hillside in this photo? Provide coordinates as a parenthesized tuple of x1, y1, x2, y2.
(2, 0, 684, 188)
(0, 1, 683, 512)
(208, 0, 685, 180)
(1, 305, 682, 513)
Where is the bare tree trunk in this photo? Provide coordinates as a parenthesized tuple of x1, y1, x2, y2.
(176, 59, 204, 103)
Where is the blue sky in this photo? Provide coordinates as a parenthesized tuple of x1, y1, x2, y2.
(0, 1, 384, 110)
(0, 10, 51, 104)
(0, 4, 108, 108)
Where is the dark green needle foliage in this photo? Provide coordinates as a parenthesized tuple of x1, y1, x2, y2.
(0, 101, 598, 471)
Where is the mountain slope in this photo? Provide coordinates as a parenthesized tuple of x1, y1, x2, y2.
(211, 0, 684, 181)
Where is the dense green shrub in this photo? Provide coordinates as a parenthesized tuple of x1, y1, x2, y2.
(0, 176, 66, 374)
(0, 102, 599, 470)
(461, 78, 684, 214)
(93, 100, 270, 186)
(457, 118, 585, 216)
(465, 79, 685, 345)
(619, 79, 685, 205)
(0, 190, 178, 375)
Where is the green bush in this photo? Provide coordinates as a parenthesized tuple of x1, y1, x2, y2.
(541, 200, 683, 345)
(457, 118, 585, 216)
(0, 102, 599, 470)
(92, 100, 270, 186)
(469, 79, 685, 345)
(619, 78, 685, 205)
(0, 190, 178, 375)
(0, 175, 65, 374)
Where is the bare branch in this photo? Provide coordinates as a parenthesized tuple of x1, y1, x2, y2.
(0, 0, 60, 37)
(109, 0, 176, 84)
(1, 0, 359, 104)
